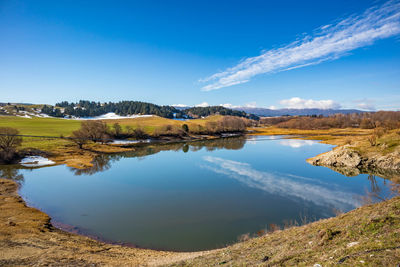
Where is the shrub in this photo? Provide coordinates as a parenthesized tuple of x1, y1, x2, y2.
(374, 127, 385, 138)
(70, 121, 110, 147)
(368, 134, 377, 146)
(71, 129, 88, 149)
(0, 127, 23, 163)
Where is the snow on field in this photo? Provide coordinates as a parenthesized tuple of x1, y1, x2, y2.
(71, 112, 154, 120)
(20, 156, 56, 167)
(14, 110, 51, 118)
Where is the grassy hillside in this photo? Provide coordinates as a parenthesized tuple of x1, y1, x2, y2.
(0, 114, 224, 136)
(0, 116, 81, 136)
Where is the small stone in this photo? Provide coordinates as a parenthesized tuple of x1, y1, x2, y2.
(8, 221, 16, 226)
(329, 256, 333, 259)
(347, 241, 359, 248)
(360, 260, 365, 263)
(262, 256, 269, 262)
(313, 264, 322, 267)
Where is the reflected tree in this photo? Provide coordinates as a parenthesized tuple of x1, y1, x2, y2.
(71, 154, 113, 176)
(0, 166, 24, 184)
(367, 174, 381, 194)
(69, 137, 247, 175)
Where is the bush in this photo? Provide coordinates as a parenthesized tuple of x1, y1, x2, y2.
(71, 129, 88, 149)
(70, 121, 110, 148)
(0, 127, 22, 163)
(368, 134, 377, 146)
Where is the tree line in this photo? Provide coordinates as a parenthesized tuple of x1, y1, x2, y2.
(44, 100, 183, 118)
(260, 111, 400, 130)
(39, 100, 259, 120)
(184, 106, 259, 120)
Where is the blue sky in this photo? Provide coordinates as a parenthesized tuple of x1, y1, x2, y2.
(1, 0, 400, 110)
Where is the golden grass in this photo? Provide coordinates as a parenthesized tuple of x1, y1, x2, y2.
(106, 115, 223, 134)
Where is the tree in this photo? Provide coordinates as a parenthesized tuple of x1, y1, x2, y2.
(71, 129, 88, 149)
(182, 124, 189, 133)
(70, 121, 110, 147)
(113, 123, 122, 138)
(80, 121, 110, 143)
(0, 127, 22, 163)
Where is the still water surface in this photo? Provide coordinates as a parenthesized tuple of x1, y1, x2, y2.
(2, 136, 394, 251)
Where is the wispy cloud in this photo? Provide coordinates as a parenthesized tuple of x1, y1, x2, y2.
(279, 97, 341, 109)
(353, 98, 376, 110)
(200, 1, 400, 91)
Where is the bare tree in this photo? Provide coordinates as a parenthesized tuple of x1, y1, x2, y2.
(71, 129, 88, 149)
(80, 121, 110, 143)
(0, 127, 23, 163)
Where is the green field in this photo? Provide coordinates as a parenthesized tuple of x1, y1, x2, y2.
(0, 116, 81, 137)
(0, 115, 225, 150)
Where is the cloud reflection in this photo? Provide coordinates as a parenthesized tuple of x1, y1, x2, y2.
(279, 139, 317, 148)
(202, 156, 361, 211)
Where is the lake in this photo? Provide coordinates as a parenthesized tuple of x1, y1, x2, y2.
(0, 136, 394, 251)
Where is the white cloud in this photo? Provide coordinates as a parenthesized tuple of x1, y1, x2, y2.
(195, 102, 209, 107)
(219, 102, 257, 109)
(357, 102, 376, 110)
(220, 103, 236, 108)
(268, 105, 277, 110)
(354, 99, 376, 110)
(244, 101, 257, 108)
(279, 97, 341, 109)
(172, 104, 188, 108)
(200, 1, 400, 91)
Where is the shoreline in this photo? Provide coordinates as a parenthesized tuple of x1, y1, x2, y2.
(1, 130, 400, 265)
(44, 133, 245, 170)
(1, 177, 399, 266)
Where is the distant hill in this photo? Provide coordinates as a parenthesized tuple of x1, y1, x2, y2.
(233, 107, 367, 117)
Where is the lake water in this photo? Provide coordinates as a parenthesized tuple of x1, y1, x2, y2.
(0, 136, 394, 251)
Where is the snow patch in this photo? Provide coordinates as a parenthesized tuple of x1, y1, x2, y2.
(20, 156, 55, 167)
(69, 112, 154, 120)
